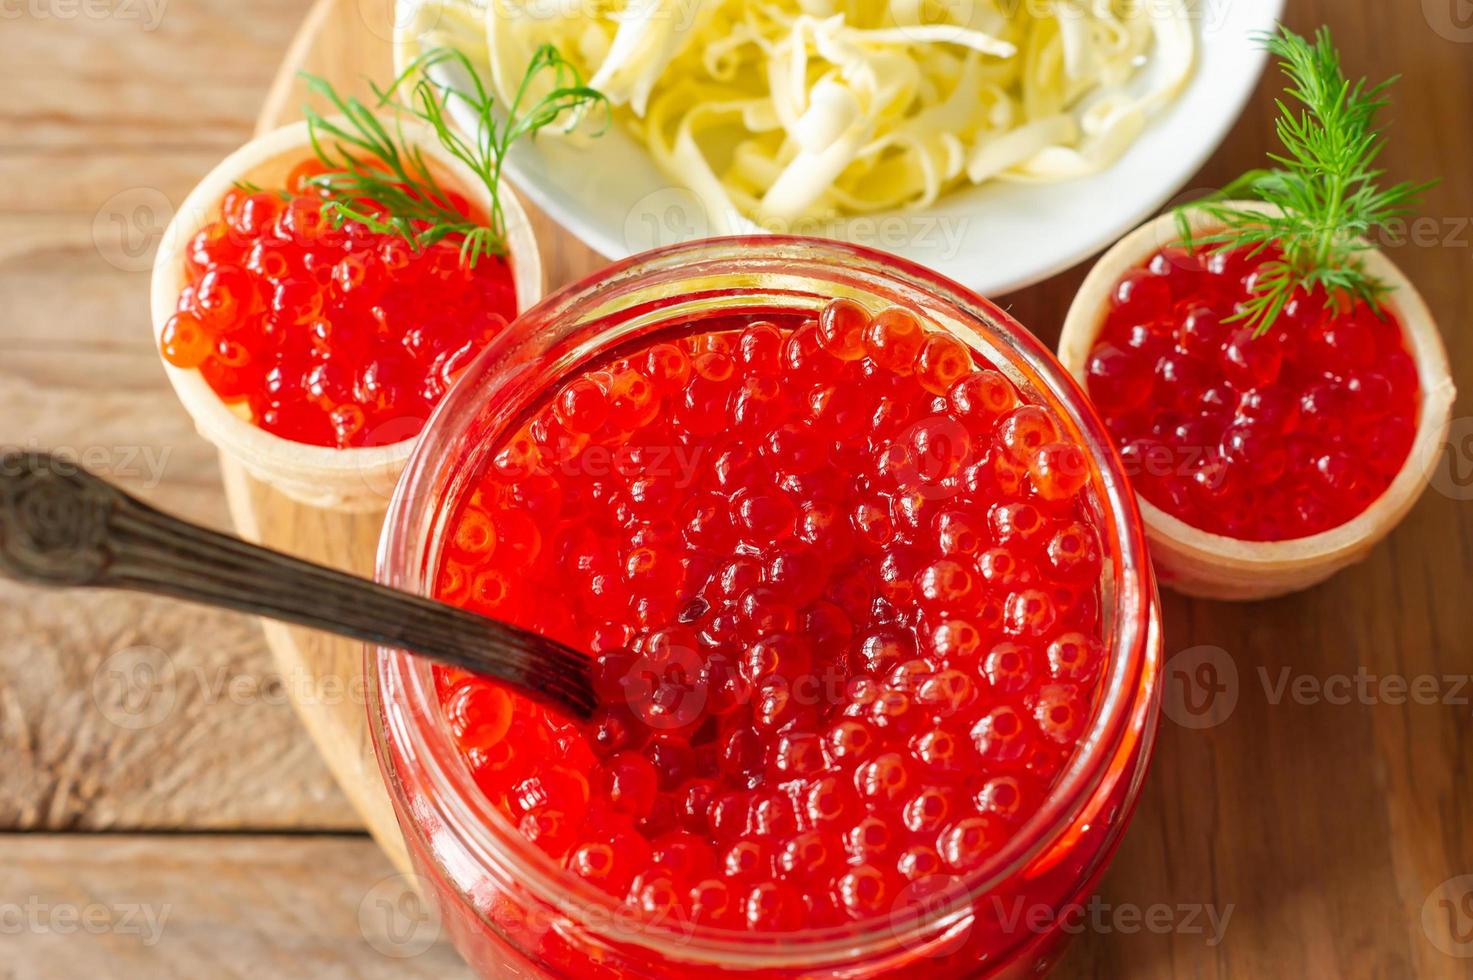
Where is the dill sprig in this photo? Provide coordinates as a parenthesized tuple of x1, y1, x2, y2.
(1177, 25, 1434, 335)
(299, 45, 608, 268)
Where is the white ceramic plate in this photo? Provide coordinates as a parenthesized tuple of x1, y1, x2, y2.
(396, 0, 1284, 296)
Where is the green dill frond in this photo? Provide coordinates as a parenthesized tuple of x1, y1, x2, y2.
(1177, 25, 1434, 335)
(297, 45, 609, 267)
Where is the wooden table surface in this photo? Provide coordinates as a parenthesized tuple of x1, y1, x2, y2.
(3, 0, 1471, 976)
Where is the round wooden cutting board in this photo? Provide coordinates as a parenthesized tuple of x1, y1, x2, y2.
(223, 0, 606, 873)
(164, 2, 1473, 973)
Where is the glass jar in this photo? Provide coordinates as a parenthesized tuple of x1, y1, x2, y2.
(369, 237, 1162, 978)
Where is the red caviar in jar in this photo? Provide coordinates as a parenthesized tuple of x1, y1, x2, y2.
(161, 160, 517, 448)
(431, 300, 1111, 932)
(1085, 245, 1420, 540)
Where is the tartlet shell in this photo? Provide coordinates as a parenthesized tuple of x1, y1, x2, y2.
(150, 118, 545, 512)
(1058, 203, 1455, 600)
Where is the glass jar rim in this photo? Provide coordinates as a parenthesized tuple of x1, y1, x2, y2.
(369, 235, 1157, 965)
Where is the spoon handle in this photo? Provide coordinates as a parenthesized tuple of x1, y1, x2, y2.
(0, 451, 594, 718)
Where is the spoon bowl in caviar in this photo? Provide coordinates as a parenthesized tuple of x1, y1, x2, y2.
(0, 451, 595, 719)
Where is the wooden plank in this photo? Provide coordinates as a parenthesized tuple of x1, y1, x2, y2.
(0, 0, 305, 151)
(1055, 3, 1473, 975)
(0, 0, 361, 830)
(1, 0, 1472, 975)
(0, 580, 358, 831)
(217, 0, 609, 874)
(0, 833, 470, 978)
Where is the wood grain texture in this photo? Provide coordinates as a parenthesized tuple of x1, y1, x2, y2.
(0, 833, 470, 979)
(1, 0, 1471, 976)
(1056, 3, 1473, 975)
(221, 0, 451, 875)
(0, 0, 359, 831)
(222, 0, 607, 874)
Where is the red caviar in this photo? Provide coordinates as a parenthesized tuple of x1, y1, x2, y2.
(431, 300, 1109, 932)
(1085, 245, 1420, 540)
(161, 159, 517, 448)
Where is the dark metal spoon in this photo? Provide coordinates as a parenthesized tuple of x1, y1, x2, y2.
(0, 450, 595, 719)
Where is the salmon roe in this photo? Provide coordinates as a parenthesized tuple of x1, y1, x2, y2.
(432, 300, 1110, 932)
(161, 159, 517, 448)
(1085, 244, 1421, 540)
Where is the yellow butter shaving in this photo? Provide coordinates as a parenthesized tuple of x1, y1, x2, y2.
(482, 0, 1195, 222)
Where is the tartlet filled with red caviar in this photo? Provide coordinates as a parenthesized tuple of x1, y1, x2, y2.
(1061, 28, 1454, 600)
(149, 48, 603, 509)
(1062, 205, 1451, 599)
(370, 238, 1162, 977)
